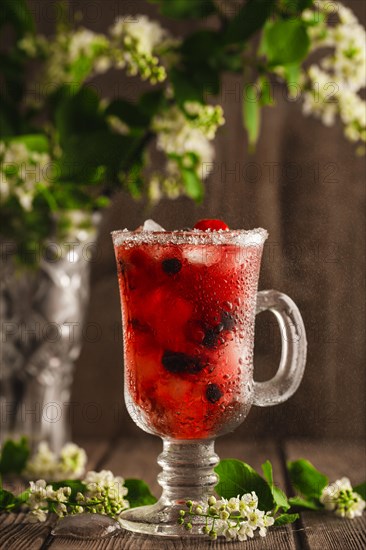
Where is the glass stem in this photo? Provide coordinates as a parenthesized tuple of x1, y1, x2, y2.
(157, 439, 219, 504)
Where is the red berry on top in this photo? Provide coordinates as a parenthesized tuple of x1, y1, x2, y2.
(193, 219, 229, 231)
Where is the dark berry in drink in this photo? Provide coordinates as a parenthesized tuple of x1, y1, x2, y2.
(162, 258, 182, 275)
(162, 350, 203, 374)
(206, 384, 223, 403)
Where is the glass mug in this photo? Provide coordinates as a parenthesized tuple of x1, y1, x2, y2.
(112, 228, 306, 536)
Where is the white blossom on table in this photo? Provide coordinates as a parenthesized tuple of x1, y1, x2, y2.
(26, 468, 129, 523)
(24, 442, 87, 481)
(179, 493, 275, 541)
(320, 477, 366, 519)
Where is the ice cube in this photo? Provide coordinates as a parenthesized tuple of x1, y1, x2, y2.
(52, 513, 121, 539)
(143, 219, 165, 232)
(184, 247, 221, 266)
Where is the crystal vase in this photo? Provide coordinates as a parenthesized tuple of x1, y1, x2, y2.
(0, 215, 99, 452)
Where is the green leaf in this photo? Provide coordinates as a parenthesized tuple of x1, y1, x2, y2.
(223, 0, 276, 45)
(354, 482, 366, 500)
(0, 437, 30, 475)
(258, 76, 274, 106)
(261, 20, 310, 66)
(283, 64, 301, 89)
(288, 496, 322, 510)
(150, 0, 215, 19)
(124, 479, 157, 508)
(215, 459, 274, 512)
(138, 90, 166, 118)
(274, 513, 299, 526)
(57, 130, 140, 183)
(0, 488, 18, 511)
(181, 30, 221, 62)
(243, 83, 261, 150)
(181, 168, 204, 202)
(105, 100, 149, 129)
(287, 460, 328, 500)
(7, 134, 49, 153)
(52, 86, 106, 145)
(261, 460, 290, 511)
(169, 66, 219, 106)
(0, 0, 35, 37)
(69, 56, 94, 85)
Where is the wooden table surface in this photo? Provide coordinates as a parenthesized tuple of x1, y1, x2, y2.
(1, 437, 365, 549)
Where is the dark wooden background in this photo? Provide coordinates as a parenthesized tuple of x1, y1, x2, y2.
(28, 0, 365, 441)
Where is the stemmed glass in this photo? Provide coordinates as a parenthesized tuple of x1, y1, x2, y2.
(112, 227, 306, 537)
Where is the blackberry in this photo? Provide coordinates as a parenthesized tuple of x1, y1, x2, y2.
(202, 310, 235, 349)
(162, 258, 182, 275)
(202, 328, 219, 349)
(162, 350, 203, 374)
(206, 384, 223, 403)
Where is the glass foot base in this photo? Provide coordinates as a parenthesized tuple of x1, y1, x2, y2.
(119, 501, 205, 537)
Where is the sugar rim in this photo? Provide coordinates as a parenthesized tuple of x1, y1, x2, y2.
(111, 227, 268, 247)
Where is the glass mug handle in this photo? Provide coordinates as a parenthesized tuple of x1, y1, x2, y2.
(253, 290, 307, 407)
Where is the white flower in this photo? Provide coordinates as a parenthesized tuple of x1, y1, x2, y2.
(238, 521, 254, 541)
(247, 508, 265, 529)
(180, 492, 274, 540)
(227, 496, 240, 512)
(54, 502, 68, 517)
(82, 469, 129, 514)
(110, 15, 167, 57)
(27, 507, 48, 523)
(28, 479, 55, 510)
(301, 1, 366, 148)
(24, 442, 87, 481)
(241, 491, 259, 510)
(107, 115, 130, 136)
(320, 477, 366, 519)
(68, 29, 106, 62)
(0, 141, 51, 211)
(223, 525, 238, 540)
(59, 442, 87, 479)
(109, 15, 168, 83)
(149, 102, 224, 200)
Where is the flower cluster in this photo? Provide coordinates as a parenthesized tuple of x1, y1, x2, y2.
(27, 470, 129, 523)
(149, 102, 225, 201)
(19, 29, 110, 98)
(27, 479, 74, 522)
(18, 15, 171, 98)
(109, 15, 171, 83)
(0, 141, 50, 211)
(302, 1, 366, 151)
(320, 477, 365, 519)
(178, 493, 275, 541)
(24, 442, 87, 481)
(76, 470, 129, 519)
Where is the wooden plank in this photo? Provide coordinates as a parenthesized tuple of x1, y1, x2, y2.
(0, 512, 57, 550)
(46, 526, 296, 550)
(285, 439, 366, 550)
(47, 437, 297, 549)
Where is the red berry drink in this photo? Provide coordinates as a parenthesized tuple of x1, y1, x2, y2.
(112, 222, 267, 440)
